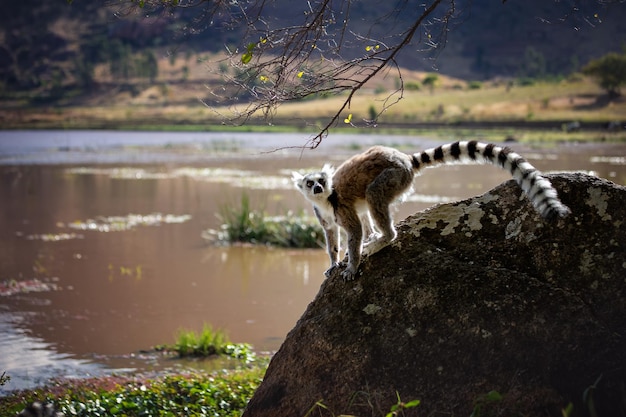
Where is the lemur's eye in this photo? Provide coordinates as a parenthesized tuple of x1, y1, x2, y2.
(318, 178, 326, 186)
(305, 180, 314, 188)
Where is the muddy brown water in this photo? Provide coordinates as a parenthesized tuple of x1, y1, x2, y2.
(1, 131, 624, 393)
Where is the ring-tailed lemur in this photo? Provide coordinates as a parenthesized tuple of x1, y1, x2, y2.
(292, 141, 570, 281)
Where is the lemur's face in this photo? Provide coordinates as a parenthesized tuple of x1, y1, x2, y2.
(292, 166, 334, 203)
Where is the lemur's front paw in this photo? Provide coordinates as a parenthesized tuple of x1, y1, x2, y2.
(324, 263, 342, 278)
(340, 264, 358, 281)
(325, 262, 356, 281)
(340, 270, 355, 281)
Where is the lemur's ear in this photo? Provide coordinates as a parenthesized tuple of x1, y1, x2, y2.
(291, 171, 304, 187)
(321, 164, 334, 176)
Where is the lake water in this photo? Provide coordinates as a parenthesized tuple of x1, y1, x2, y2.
(1, 130, 625, 393)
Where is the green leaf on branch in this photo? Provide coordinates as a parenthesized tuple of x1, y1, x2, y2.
(241, 43, 256, 65)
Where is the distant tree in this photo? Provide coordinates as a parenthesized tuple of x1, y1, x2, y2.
(107, 40, 133, 80)
(141, 50, 159, 83)
(520, 46, 546, 80)
(114, 0, 625, 145)
(367, 104, 377, 122)
(422, 73, 439, 94)
(582, 52, 626, 98)
(73, 57, 95, 90)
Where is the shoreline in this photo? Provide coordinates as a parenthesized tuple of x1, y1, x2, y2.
(1, 127, 624, 167)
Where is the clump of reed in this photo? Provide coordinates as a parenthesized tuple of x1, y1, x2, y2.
(204, 193, 324, 248)
(172, 324, 254, 362)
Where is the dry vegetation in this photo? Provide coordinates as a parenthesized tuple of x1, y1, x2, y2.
(1, 51, 625, 138)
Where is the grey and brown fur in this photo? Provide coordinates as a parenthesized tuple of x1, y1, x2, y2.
(292, 140, 570, 281)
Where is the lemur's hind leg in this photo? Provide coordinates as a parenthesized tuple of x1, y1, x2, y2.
(363, 167, 413, 256)
(333, 205, 364, 281)
(360, 212, 380, 244)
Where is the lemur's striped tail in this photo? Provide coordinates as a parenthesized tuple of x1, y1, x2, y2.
(410, 140, 570, 220)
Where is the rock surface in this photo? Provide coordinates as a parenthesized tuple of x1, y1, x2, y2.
(243, 173, 626, 417)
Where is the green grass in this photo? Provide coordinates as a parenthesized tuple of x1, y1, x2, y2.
(205, 193, 324, 248)
(4, 75, 623, 139)
(305, 78, 626, 124)
(0, 325, 262, 416)
(171, 324, 255, 361)
(0, 366, 266, 417)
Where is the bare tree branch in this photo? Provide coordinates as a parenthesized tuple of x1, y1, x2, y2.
(215, 0, 456, 148)
(110, 0, 621, 147)
(111, 0, 459, 146)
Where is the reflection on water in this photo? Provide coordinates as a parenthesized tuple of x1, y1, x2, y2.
(0, 313, 110, 394)
(1, 131, 625, 393)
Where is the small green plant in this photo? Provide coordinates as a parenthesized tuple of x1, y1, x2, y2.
(206, 193, 324, 248)
(303, 392, 420, 417)
(303, 400, 330, 417)
(562, 402, 574, 417)
(175, 325, 219, 357)
(172, 324, 255, 361)
(582, 375, 602, 417)
(470, 390, 503, 417)
(385, 392, 421, 417)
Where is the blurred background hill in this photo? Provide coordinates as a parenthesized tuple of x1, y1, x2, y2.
(0, 0, 624, 120)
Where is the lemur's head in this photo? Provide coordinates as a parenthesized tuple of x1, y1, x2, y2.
(292, 164, 334, 203)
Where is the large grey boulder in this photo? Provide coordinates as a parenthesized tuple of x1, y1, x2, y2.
(243, 173, 626, 417)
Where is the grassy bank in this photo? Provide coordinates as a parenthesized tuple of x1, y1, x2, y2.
(1, 75, 624, 144)
(0, 365, 266, 417)
(0, 325, 264, 416)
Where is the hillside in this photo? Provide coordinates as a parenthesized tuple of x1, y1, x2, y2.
(0, 0, 625, 122)
(432, 0, 626, 79)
